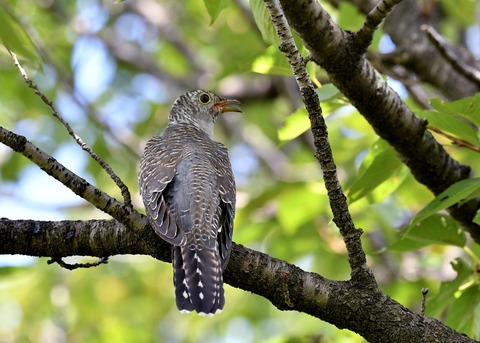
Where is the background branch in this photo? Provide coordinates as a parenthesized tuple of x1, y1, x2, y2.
(382, 0, 480, 100)
(421, 25, 480, 88)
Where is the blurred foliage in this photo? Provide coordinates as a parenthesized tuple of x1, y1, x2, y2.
(0, 0, 480, 342)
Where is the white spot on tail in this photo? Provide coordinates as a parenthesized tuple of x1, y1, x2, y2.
(196, 268, 202, 275)
(180, 310, 192, 314)
(199, 292, 204, 300)
(198, 281, 203, 288)
(194, 252, 202, 263)
(183, 291, 188, 299)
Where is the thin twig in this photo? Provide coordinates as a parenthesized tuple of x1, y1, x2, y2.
(354, 0, 404, 52)
(0, 125, 144, 230)
(422, 25, 480, 88)
(421, 288, 429, 316)
(263, 0, 373, 283)
(47, 256, 109, 270)
(428, 126, 480, 153)
(8, 51, 133, 210)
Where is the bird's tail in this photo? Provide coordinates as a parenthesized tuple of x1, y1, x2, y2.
(173, 244, 224, 316)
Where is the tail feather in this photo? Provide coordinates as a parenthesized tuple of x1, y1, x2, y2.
(173, 246, 194, 313)
(173, 244, 224, 316)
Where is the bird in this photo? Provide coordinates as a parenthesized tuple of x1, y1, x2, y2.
(138, 89, 240, 316)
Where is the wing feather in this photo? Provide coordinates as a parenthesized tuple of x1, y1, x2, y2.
(209, 142, 235, 270)
(139, 134, 186, 245)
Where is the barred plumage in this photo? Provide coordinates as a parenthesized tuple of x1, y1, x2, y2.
(138, 90, 239, 316)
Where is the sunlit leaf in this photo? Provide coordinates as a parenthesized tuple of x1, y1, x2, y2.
(418, 109, 480, 147)
(426, 258, 474, 318)
(251, 45, 291, 75)
(445, 283, 480, 339)
(278, 108, 310, 142)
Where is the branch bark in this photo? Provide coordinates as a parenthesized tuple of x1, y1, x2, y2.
(0, 218, 476, 343)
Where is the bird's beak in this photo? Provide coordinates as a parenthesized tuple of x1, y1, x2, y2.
(213, 99, 242, 113)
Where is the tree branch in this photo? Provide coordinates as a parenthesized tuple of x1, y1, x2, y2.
(0, 126, 142, 231)
(354, 0, 404, 52)
(9, 51, 133, 209)
(278, 0, 480, 242)
(0, 218, 476, 343)
(421, 25, 480, 88)
(263, 0, 372, 284)
(382, 0, 480, 100)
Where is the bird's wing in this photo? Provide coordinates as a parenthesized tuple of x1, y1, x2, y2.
(138, 134, 185, 245)
(211, 143, 236, 270)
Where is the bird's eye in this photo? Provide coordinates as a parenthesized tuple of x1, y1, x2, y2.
(198, 93, 211, 104)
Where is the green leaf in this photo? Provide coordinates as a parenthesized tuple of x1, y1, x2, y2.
(418, 109, 480, 147)
(316, 83, 340, 102)
(277, 183, 324, 234)
(445, 283, 480, 339)
(278, 108, 310, 142)
(410, 178, 480, 228)
(426, 258, 474, 318)
(390, 214, 466, 251)
(250, 0, 279, 46)
(430, 94, 480, 128)
(251, 45, 291, 75)
(203, 0, 230, 25)
(337, 2, 365, 31)
(0, 3, 36, 60)
(441, 0, 477, 27)
(347, 140, 403, 203)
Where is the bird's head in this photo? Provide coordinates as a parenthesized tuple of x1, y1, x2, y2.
(169, 90, 242, 138)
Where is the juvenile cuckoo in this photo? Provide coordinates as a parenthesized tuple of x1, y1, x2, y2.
(138, 90, 239, 316)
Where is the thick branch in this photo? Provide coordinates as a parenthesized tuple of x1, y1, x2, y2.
(278, 0, 480, 241)
(0, 218, 475, 343)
